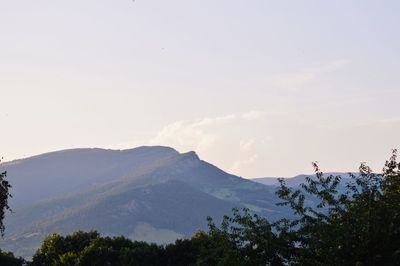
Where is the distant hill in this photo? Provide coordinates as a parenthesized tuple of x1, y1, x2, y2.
(252, 172, 353, 187)
(0, 146, 286, 259)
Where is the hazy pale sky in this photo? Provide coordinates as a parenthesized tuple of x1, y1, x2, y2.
(1, 0, 399, 177)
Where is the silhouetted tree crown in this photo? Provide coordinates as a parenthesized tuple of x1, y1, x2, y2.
(0, 158, 12, 237)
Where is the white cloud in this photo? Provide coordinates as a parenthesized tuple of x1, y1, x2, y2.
(144, 111, 274, 176)
(193, 114, 237, 127)
(149, 120, 216, 153)
(106, 111, 268, 165)
(149, 111, 266, 155)
(230, 154, 259, 175)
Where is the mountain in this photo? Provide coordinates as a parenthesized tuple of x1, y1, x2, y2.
(252, 172, 353, 187)
(0, 146, 285, 259)
(2, 146, 181, 208)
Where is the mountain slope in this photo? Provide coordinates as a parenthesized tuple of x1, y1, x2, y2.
(0, 146, 284, 258)
(2, 180, 236, 258)
(1, 146, 180, 208)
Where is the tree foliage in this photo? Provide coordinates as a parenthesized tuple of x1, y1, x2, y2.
(0, 249, 25, 266)
(0, 159, 25, 265)
(205, 208, 294, 265)
(274, 150, 400, 265)
(31, 231, 171, 266)
(205, 149, 400, 265)
(0, 158, 12, 237)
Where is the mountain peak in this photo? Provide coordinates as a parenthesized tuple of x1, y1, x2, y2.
(181, 151, 200, 161)
(121, 146, 179, 155)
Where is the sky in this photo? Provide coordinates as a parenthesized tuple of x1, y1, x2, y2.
(1, 0, 399, 177)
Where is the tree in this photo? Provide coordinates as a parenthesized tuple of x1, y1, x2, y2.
(0, 249, 25, 266)
(205, 150, 400, 265)
(31, 231, 100, 266)
(0, 158, 24, 265)
(0, 158, 12, 237)
(275, 149, 400, 265)
(31, 231, 166, 266)
(206, 208, 293, 265)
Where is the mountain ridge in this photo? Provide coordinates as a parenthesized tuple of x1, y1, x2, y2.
(0, 146, 285, 258)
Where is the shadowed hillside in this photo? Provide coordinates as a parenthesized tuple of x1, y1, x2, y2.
(0, 146, 285, 258)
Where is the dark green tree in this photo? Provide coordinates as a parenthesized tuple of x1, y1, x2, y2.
(204, 150, 400, 265)
(276, 149, 400, 265)
(0, 249, 25, 266)
(0, 158, 25, 265)
(31, 231, 100, 266)
(163, 238, 199, 265)
(31, 231, 166, 266)
(0, 158, 12, 237)
(206, 208, 294, 266)
(118, 240, 165, 266)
